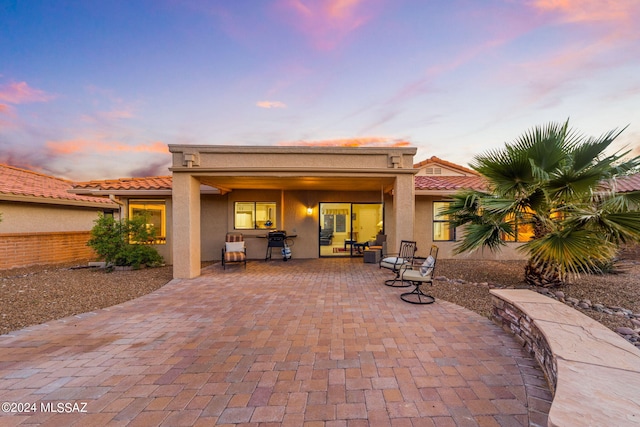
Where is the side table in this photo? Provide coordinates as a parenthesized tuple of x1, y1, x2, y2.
(363, 248, 381, 263)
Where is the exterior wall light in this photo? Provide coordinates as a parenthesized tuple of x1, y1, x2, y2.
(307, 207, 313, 215)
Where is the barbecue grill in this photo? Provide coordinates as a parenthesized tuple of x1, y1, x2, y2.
(265, 231, 292, 261)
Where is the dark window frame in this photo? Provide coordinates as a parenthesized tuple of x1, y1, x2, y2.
(433, 201, 456, 242)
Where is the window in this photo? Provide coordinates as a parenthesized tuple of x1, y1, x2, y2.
(235, 202, 276, 230)
(433, 201, 455, 241)
(129, 200, 166, 244)
(502, 212, 534, 242)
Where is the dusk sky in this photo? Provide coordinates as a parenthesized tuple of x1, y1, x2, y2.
(1, 0, 639, 181)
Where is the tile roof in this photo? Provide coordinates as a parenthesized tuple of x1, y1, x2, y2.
(0, 164, 117, 206)
(611, 173, 640, 193)
(72, 176, 173, 191)
(415, 175, 488, 191)
(417, 173, 640, 194)
(414, 156, 479, 175)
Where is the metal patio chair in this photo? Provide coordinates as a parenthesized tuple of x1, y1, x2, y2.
(399, 245, 439, 304)
(379, 240, 417, 287)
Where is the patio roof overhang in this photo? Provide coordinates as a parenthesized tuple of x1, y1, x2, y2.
(174, 169, 402, 194)
(169, 145, 419, 195)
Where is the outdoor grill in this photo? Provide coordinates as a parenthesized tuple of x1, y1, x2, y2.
(265, 231, 291, 261)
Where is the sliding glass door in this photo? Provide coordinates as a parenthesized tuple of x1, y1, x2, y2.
(319, 202, 383, 257)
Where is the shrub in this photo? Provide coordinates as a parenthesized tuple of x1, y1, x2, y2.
(88, 214, 164, 270)
(113, 244, 164, 269)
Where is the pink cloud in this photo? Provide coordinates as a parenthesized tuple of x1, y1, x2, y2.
(81, 108, 135, 123)
(46, 139, 169, 155)
(530, 0, 636, 24)
(0, 81, 53, 104)
(100, 109, 135, 120)
(278, 136, 410, 147)
(256, 100, 287, 109)
(0, 103, 13, 114)
(273, 0, 384, 50)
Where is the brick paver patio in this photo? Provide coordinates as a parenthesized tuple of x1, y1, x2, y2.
(0, 259, 551, 426)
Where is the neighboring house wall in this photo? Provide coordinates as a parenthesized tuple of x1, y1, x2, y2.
(0, 202, 104, 233)
(0, 231, 96, 270)
(0, 164, 118, 270)
(0, 203, 112, 269)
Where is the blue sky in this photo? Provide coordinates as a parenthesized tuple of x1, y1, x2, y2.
(1, 0, 639, 181)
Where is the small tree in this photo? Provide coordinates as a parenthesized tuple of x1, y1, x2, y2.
(88, 214, 164, 270)
(444, 120, 640, 287)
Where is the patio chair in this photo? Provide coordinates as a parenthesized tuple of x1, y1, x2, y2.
(399, 245, 439, 304)
(222, 233, 246, 269)
(379, 240, 417, 287)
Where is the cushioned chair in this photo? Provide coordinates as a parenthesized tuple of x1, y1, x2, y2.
(379, 240, 417, 287)
(222, 233, 246, 269)
(400, 245, 439, 304)
(319, 229, 333, 246)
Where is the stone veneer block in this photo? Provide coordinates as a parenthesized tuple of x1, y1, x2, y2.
(549, 360, 640, 427)
(490, 289, 640, 427)
(535, 319, 640, 370)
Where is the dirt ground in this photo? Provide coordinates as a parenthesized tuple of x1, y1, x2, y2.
(1, 250, 639, 337)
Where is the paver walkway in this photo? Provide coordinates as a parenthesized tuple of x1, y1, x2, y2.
(0, 259, 551, 426)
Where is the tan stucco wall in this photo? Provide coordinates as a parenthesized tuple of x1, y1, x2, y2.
(199, 189, 387, 261)
(0, 202, 106, 233)
(414, 195, 527, 260)
(201, 194, 229, 261)
(172, 146, 416, 170)
(172, 174, 202, 278)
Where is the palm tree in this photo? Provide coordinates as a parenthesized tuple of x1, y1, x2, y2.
(445, 120, 640, 287)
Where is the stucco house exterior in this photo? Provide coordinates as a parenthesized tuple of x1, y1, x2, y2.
(0, 164, 119, 269)
(7, 147, 637, 276)
(71, 146, 531, 279)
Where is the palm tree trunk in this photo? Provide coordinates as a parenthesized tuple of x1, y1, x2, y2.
(524, 259, 564, 288)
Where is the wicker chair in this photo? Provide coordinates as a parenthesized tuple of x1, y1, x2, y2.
(221, 233, 247, 269)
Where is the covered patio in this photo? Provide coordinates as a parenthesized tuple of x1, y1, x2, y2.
(0, 259, 551, 425)
(169, 145, 419, 279)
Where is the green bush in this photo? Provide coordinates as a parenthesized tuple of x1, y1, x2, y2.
(114, 244, 164, 269)
(88, 214, 164, 270)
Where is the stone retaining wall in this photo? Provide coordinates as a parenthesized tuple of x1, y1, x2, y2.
(490, 289, 640, 427)
(0, 231, 95, 270)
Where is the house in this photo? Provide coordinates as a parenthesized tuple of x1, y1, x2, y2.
(70, 175, 215, 265)
(9, 148, 637, 276)
(70, 146, 531, 279)
(0, 164, 119, 269)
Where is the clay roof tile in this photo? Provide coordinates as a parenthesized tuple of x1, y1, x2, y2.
(72, 176, 173, 191)
(414, 175, 488, 191)
(0, 164, 117, 205)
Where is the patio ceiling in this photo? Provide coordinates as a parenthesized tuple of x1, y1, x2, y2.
(198, 176, 396, 193)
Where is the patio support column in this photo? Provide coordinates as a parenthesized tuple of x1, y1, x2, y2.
(172, 173, 201, 279)
(392, 173, 415, 251)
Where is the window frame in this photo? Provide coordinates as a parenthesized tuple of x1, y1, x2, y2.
(234, 201, 277, 230)
(128, 199, 167, 245)
(433, 201, 456, 242)
(501, 210, 535, 242)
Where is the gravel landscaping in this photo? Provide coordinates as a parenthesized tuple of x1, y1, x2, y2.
(1, 252, 639, 344)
